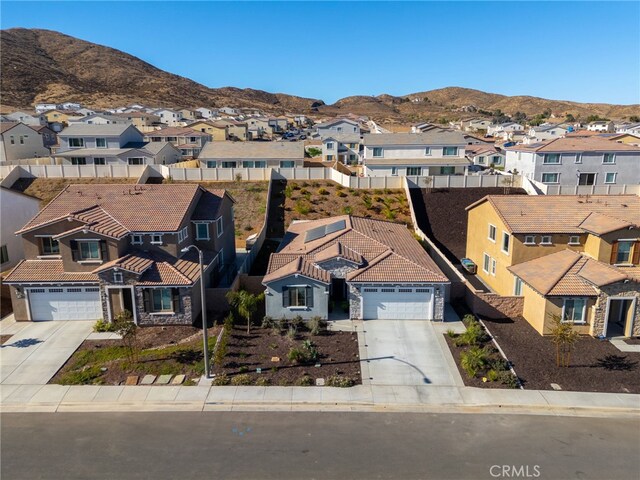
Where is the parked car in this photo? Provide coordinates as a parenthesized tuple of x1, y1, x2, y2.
(299, 134, 307, 140)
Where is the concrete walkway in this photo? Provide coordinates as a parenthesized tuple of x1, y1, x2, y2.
(1, 319, 94, 385)
(610, 337, 640, 353)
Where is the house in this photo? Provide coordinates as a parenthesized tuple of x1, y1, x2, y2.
(262, 216, 449, 320)
(218, 107, 238, 116)
(587, 120, 615, 133)
(461, 118, 492, 132)
(244, 117, 272, 139)
(0, 187, 40, 271)
(616, 123, 640, 136)
(75, 108, 97, 117)
(53, 124, 159, 165)
(315, 118, 361, 138)
(40, 110, 83, 126)
(411, 122, 449, 133)
(0, 122, 51, 162)
(35, 103, 61, 114)
(214, 119, 248, 141)
(464, 144, 505, 168)
(293, 115, 309, 126)
(505, 137, 640, 186)
(188, 120, 229, 141)
(61, 102, 82, 111)
(178, 109, 201, 122)
(73, 113, 132, 125)
(195, 107, 216, 119)
(465, 195, 640, 337)
(322, 134, 361, 165)
(2, 111, 40, 126)
(361, 132, 470, 177)
(525, 124, 568, 143)
(29, 125, 57, 150)
(268, 118, 288, 134)
(141, 142, 182, 165)
(153, 109, 183, 126)
(4, 184, 236, 324)
(144, 127, 211, 159)
(606, 133, 640, 146)
(199, 141, 304, 168)
(113, 112, 162, 131)
(486, 122, 524, 136)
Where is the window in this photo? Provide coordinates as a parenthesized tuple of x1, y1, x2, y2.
(483, 253, 490, 273)
(478, 156, 485, 164)
(488, 224, 497, 242)
(9, 136, 14, 145)
(96, 138, 107, 148)
(0, 245, 8, 264)
(491, 156, 502, 165)
(151, 288, 174, 312)
(604, 172, 617, 184)
(113, 272, 123, 284)
(543, 154, 560, 164)
(287, 286, 308, 307)
(363, 288, 378, 293)
(151, 234, 163, 245)
(391, 167, 398, 176)
(613, 241, 633, 264)
(279, 161, 295, 168)
(348, 154, 357, 163)
(567, 236, 581, 246)
(216, 217, 224, 237)
(372, 147, 383, 157)
(524, 235, 536, 245)
(128, 158, 144, 165)
(578, 173, 596, 186)
(575, 154, 582, 164)
(69, 138, 84, 147)
(326, 142, 334, 150)
(440, 166, 455, 175)
(19, 135, 25, 144)
(78, 241, 101, 260)
(407, 167, 422, 176)
(131, 234, 143, 245)
(424, 147, 431, 155)
(70, 157, 87, 165)
(540, 235, 552, 245)
(443, 146, 458, 156)
(603, 153, 615, 164)
(195, 223, 209, 240)
(541, 173, 559, 184)
(491, 258, 496, 276)
(177, 226, 189, 243)
(381, 288, 395, 293)
(398, 288, 412, 293)
(501, 232, 510, 254)
(206, 161, 216, 168)
(562, 298, 586, 324)
(514, 277, 523, 296)
(221, 161, 237, 168)
(349, 143, 357, 149)
(41, 237, 60, 255)
(326, 155, 334, 161)
(93, 157, 106, 165)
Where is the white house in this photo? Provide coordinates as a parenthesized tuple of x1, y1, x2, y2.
(465, 144, 505, 168)
(199, 141, 304, 169)
(60, 102, 82, 110)
(0, 122, 51, 163)
(71, 113, 132, 125)
(195, 107, 216, 119)
(487, 122, 524, 136)
(322, 134, 361, 165)
(461, 118, 492, 132)
(218, 107, 238, 116)
(524, 124, 568, 143)
(315, 118, 361, 138)
(2, 112, 40, 126)
(0, 187, 41, 271)
(587, 121, 615, 133)
(35, 103, 61, 114)
(153, 109, 184, 126)
(616, 123, 640, 136)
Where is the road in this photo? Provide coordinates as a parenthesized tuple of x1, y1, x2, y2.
(2, 412, 638, 479)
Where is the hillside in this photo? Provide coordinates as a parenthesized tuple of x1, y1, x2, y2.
(1, 28, 637, 123)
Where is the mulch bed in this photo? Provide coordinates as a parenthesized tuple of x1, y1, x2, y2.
(410, 187, 526, 264)
(624, 338, 640, 345)
(482, 315, 640, 393)
(216, 323, 361, 386)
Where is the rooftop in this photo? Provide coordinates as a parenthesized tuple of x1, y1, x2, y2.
(60, 123, 136, 137)
(506, 136, 640, 153)
(363, 131, 467, 146)
(199, 141, 304, 159)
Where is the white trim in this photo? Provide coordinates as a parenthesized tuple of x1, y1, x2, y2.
(561, 297, 587, 324)
(524, 235, 536, 245)
(195, 223, 210, 241)
(105, 285, 138, 324)
(568, 236, 581, 245)
(603, 296, 636, 337)
(150, 234, 163, 245)
(131, 234, 143, 245)
(540, 235, 552, 245)
(488, 224, 497, 243)
(501, 232, 510, 255)
(216, 217, 224, 238)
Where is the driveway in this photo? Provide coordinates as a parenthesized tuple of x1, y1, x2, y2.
(359, 320, 461, 386)
(0, 321, 94, 385)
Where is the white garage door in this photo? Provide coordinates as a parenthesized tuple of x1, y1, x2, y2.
(28, 287, 102, 321)
(362, 286, 433, 320)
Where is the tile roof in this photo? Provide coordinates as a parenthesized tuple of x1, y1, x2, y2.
(508, 250, 629, 296)
(199, 141, 304, 159)
(506, 136, 640, 152)
(363, 131, 467, 146)
(364, 157, 470, 166)
(467, 195, 640, 235)
(60, 123, 135, 136)
(314, 242, 363, 265)
(3, 260, 99, 284)
(0, 122, 19, 134)
(263, 257, 331, 284)
(17, 184, 225, 235)
(146, 127, 210, 137)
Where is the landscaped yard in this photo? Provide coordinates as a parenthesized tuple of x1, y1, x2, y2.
(410, 187, 526, 264)
(50, 325, 219, 386)
(283, 180, 412, 228)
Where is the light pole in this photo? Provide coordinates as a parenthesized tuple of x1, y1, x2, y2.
(181, 245, 210, 378)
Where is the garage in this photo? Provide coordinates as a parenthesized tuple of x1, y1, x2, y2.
(361, 286, 433, 320)
(27, 286, 102, 321)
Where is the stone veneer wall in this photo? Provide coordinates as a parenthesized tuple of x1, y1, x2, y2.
(348, 284, 362, 320)
(591, 282, 640, 337)
(466, 288, 525, 319)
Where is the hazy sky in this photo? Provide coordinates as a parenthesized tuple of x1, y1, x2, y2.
(2, 1, 639, 105)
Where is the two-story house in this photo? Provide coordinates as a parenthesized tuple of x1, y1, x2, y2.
(72, 113, 132, 126)
(199, 141, 304, 169)
(244, 117, 272, 140)
(112, 112, 161, 131)
(4, 184, 236, 325)
(153, 109, 184, 126)
(268, 118, 288, 134)
(144, 127, 211, 159)
(587, 121, 615, 133)
(1, 111, 41, 126)
(465, 195, 640, 337)
(195, 108, 216, 119)
(464, 144, 505, 169)
(29, 125, 57, 151)
(214, 119, 247, 141)
(361, 132, 470, 177)
(505, 137, 640, 186)
(0, 187, 40, 271)
(322, 134, 361, 165)
(188, 120, 228, 141)
(315, 118, 360, 139)
(487, 122, 524, 137)
(524, 124, 568, 143)
(0, 122, 51, 163)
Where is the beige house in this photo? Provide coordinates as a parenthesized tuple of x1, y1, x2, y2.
(199, 141, 304, 168)
(0, 122, 51, 162)
(144, 127, 212, 159)
(188, 120, 229, 141)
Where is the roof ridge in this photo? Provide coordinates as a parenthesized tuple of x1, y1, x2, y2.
(542, 250, 582, 294)
(164, 260, 194, 284)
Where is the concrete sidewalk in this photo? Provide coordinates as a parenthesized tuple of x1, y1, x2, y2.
(2, 382, 638, 417)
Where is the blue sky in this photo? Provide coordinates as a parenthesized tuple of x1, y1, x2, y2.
(2, 1, 639, 105)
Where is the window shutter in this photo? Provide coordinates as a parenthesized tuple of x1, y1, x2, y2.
(100, 241, 108, 261)
(70, 240, 79, 261)
(282, 287, 289, 307)
(610, 242, 619, 264)
(172, 288, 181, 313)
(143, 290, 151, 313)
(632, 241, 640, 265)
(306, 286, 313, 308)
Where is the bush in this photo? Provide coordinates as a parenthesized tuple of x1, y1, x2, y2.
(460, 346, 488, 378)
(486, 369, 500, 382)
(462, 314, 476, 326)
(362, 195, 373, 209)
(284, 185, 293, 198)
(326, 375, 355, 388)
(231, 374, 253, 386)
(335, 191, 347, 198)
(294, 200, 310, 215)
(454, 320, 486, 346)
(212, 374, 230, 386)
(318, 188, 329, 195)
(290, 315, 303, 330)
(287, 340, 319, 364)
(487, 356, 509, 372)
(499, 371, 519, 388)
(308, 316, 326, 336)
(335, 184, 344, 191)
(93, 319, 117, 333)
(255, 377, 270, 386)
(342, 206, 353, 215)
(306, 147, 322, 157)
(261, 316, 274, 328)
(296, 375, 314, 386)
(285, 325, 297, 342)
(446, 329, 456, 338)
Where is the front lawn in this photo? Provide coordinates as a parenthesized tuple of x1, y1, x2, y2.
(50, 325, 219, 386)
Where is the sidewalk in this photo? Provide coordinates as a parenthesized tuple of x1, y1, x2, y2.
(2, 382, 638, 417)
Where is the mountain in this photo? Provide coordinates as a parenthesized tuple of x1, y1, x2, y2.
(1, 28, 637, 123)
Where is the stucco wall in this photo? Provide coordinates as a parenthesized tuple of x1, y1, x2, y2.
(264, 276, 329, 320)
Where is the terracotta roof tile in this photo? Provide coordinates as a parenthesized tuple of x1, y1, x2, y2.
(263, 257, 331, 284)
(4, 260, 99, 284)
(507, 136, 640, 152)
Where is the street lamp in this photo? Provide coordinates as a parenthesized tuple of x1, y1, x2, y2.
(181, 245, 210, 378)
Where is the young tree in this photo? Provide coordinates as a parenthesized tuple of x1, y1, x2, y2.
(226, 290, 265, 334)
(549, 314, 580, 367)
(113, 310, 139, 364)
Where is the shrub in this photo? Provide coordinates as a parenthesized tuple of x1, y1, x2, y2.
(487, 357, 509, 372)
(306, 147, 322, 157)
(335, 191, 347, 198)
(285, 325, 297, 342)
(308, 316, 327, 336)
(311, 182, 320, 188)
(362, 195, 373, 209)
(499, 371, 519, 388)
(294, 200, 310, 215)
(326, 375, 355, 388)
(351, 189, 360, 197)
(342, 206, 353, 215)
(318, 188, 329, 195)
(486, 369, 500, 382)
(290, 182, 300, 190)
(93, 319, 117, 333)
(446, 329, 456, 338)
(235, 173, 243, 182)
(460, 346, 488, 378)
(231, 374, 252, 386)
(290, 315, 304, 330)
(212, 374, 230, 386)
(287, 340, 319, 364)
(296, 375, 314, 386)
(300, 188, 309, 195)
(244, 225, 253, 231)
(255, 377, 270, 386)
(335, 184, 344, 191)
(284, 185, 293, 198)
(462, 314, 476, 326)
(454, 320, 486, 346)
(288, 347, 306, 364)
(373, 189, 384, 195)
(261, 316, 274, 328)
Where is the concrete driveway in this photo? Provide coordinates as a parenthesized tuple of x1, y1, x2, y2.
(1, 321, 94, 385)
(359, 320, 462, 386)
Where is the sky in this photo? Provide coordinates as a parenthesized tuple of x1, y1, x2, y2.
(1, 1, 639, 105)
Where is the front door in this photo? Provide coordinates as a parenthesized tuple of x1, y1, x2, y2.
(109, 287, 135, 321)
(606, 298, 635, 337)
(331, 278, 346, 301)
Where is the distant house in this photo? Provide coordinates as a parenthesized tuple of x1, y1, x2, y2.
(465, 144, 505, 168)
(195, 107, 216, 119)
(114, 112, 162, 130)
(315, 118, 360, 138)
(606, 133, 640, 146)
(2, 111, 40, 126)
(199, 141, 304, 169)
(35, 103, 61, 114)
(0, 122, 51, 163)
(218, 107, 238, 116)
(212, 119, 248, 141)
(268, 118, 288, 134)
(73, 113, 132, 125)
(587, 120, 614, 133)
(616, 122, 640, 136)
(40, 110, 84, 130)
(142, 141, 182, 165)
(322, 134, 361, 165)
(525, 124, 568, 143)
(0, 187, 40, 271)
(487, 122, 524, 137)
(411, 122, 449, 133)
(153, 109, 183, 126)
(361, 132, 470, 177)
(29, 125, 57, 150)
(188, 120, 229, 141)
(179, 109, 201, 122)
(461, 118, 492, 132)
(144, 127, 211, 159)
(244, 117, 272, 139)
(60, 102, 82, 110)
(75, 108, 97, 117)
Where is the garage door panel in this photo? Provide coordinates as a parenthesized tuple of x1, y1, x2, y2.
(28, 287, 102, 321)
(362, 287, 433, 320)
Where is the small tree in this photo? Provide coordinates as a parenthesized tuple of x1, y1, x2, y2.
(227, 290, 265, 334)
(113, 310, 139, 364)
(500, 175, 514, 195)
(549, 314, 580, 367)
(423, 176, 433, 193)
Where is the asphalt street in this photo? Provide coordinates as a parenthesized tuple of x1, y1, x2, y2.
(2, 412, 638, 480)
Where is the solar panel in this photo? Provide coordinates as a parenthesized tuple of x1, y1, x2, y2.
(305, 225, 326, 243)
(325, 219, 346, 235)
